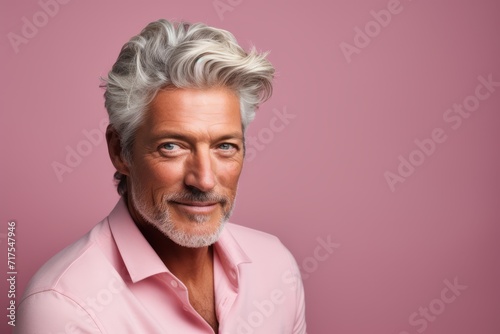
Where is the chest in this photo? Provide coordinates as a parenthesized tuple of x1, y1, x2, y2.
(188, 284, 218, 333)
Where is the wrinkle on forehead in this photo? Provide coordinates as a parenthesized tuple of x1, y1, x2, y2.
(140, 87, 243, 143)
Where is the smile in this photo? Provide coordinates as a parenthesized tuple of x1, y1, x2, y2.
(171, 201, 219, 214)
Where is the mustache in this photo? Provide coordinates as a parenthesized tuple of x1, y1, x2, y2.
(164, 188, 229, 205)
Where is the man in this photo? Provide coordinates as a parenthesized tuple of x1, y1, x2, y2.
(16, 19, 306, 333)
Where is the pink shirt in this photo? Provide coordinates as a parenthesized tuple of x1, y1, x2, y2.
(16, 199, 306, 333)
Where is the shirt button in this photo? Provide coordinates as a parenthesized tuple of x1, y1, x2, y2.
(170, 280, 178, 288)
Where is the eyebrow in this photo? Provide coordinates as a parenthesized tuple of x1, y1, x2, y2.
(150, 131, 244, 143)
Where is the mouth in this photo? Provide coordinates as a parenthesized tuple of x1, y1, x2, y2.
(171, 200, 219, 214)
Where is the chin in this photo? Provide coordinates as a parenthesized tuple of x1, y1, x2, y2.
(158, 218, 227, 248)
(158, 202, 233, 248)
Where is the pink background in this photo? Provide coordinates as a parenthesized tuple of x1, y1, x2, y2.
(2, 0, 500, 333)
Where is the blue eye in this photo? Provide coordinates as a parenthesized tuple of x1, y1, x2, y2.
(219, 143, 233, 150)
(162, 143, 179, 150)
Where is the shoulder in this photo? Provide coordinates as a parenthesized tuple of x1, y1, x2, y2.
(221, 223, 307, 333)
(15, 220, 113, 333)
(223, 223, 298, 270)
(20, 219, 112, 302)
(225, 223, 286, 251)
(224, 222, 281, 242)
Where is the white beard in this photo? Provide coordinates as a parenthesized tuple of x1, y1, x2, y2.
(129, 180, 234, 248)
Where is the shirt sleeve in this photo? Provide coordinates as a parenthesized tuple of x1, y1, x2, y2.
(281, 245, 307, 334)
(14, 290, 102, 334)
(291, 260, 307, 334)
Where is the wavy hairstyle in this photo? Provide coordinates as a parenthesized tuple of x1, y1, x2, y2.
(101, 19, 275, 195)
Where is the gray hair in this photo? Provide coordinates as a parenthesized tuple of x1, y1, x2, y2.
(101, 19, 275, 195)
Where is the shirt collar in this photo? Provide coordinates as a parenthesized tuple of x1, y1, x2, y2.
(108, 198, 252, 284)
(214, 224, 252, 289)
(108, 198, 168, 282)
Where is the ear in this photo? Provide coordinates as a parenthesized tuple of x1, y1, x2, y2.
(106, 125, 130, 176)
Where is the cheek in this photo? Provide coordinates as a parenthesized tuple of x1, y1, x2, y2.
(132, 159, 185, 191)
(217, 161, 243, 188)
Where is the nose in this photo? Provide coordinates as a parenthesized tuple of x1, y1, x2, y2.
(184, 148, 216, 192)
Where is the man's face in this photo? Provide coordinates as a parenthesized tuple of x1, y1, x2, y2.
(127, 86, 244, 248)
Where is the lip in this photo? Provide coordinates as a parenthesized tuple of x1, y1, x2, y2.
(172, 201, 218, 214)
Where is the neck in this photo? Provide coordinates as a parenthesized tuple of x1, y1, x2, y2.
(154, 231, 214, 284)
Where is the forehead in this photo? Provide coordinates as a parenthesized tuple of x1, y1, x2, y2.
(143, 86, 242, 136)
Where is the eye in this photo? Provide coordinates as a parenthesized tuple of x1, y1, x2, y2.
(159, 142, 183, 156)
(217, 143, 239, 156)
(219, 143, 234, 150)
(161, 143, 180, 151)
